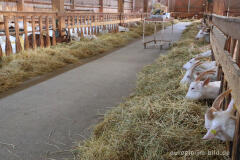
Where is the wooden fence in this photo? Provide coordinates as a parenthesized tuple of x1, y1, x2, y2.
(0, 11, 148, 56)
(209, 14, 240, 160)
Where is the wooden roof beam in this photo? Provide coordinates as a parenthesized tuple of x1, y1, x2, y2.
(52, 0, 65, 12)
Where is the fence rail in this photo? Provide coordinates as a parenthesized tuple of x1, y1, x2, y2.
(0, 11, 149, 56)
(209, 14, 240, 160)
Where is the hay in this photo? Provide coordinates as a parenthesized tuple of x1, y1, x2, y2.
(0, 22, 171, 93)
(75, 22, 228, 160)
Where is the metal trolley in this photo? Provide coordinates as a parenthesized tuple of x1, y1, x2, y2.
(143, 17, 174, 49)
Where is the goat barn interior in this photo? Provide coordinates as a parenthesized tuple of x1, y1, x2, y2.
(0, 0, 240, 160)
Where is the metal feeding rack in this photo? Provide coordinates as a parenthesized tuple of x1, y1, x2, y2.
(143, 17, 174, 49)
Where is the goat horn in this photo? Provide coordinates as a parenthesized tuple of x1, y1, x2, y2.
(195, 69, 216, 82)
(195, 56, 210, 61)
(212, 89, 232, 111)
(190, 61, 203, 71)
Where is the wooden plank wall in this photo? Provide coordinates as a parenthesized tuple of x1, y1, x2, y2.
(212, 0, 240, 16)
(0, 0, 135, 13)
(210, 14, 240, 160)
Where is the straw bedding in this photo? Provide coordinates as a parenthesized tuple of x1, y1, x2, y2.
(75, 22, 228, 160)
(0, 22, 169, 93)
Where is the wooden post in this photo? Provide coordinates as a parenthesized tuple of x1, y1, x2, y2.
(52, 16, 57, 46)
(91, 15, 94, 34)
(94, 15, 97, 35)
(70, 0, 75, 9)
(118, 0, 124, 13)
(52, 0, 65, 37)
(31, 16, 37, 49)
(23, 16, 29, 50)
(67, 16, 71, 39)
(39, 16, 44, 48)
(88, 15, 90, 35)
(4, 16, 12, 56)
(232, 113, 240, 160)
(0, 45, 2, 58)
(80, 16, 84, 37)
(76, 16, 80, 36)
(234, 40, 240, 66)
(45, 16, 50, 47)
(84, 16, 87, 35)
(72, 16, 75, 33)
(17, 0, 24, 11)
(143, 0, 148, 13)
(14, 16, 22, 53)
(96, 15, 99, 34)
(99, 0, 103, 13)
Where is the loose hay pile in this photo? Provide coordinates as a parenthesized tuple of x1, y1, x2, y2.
(76, 22, 228, 160)
(0, 22, 171, 93)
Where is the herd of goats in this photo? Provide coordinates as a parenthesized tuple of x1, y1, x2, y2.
(180, 25, 236, 142)
(0, 20, 131, 54)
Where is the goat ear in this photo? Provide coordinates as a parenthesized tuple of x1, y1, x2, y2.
(202, 130, 216, 140)
(206, 108, 216, 120)
(203, 78, 210, 86)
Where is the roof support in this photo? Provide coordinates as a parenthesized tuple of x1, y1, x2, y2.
(17, 0, 24, 11)
(70, 0, 75, 10)
(118, 0, 124, 13)
(144, 0, 148, 13)
(52, 0, 65, 12)
(99, 0, 103, 12)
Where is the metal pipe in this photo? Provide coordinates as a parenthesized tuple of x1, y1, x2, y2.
(168, 0, 170, 12)
(227, 0, 231, 17)
(188, 0, 191, 13)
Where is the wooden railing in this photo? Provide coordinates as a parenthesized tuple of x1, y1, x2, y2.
(209, 14, 240, 160)
(0, 11, 57, 56)
(0, 11, 149, 56)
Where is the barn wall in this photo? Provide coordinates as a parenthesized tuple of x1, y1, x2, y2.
(0, 1, 17, 11)
(172, 0, 205, 13)
(134, 0, 153, 12)
(25, 0, 52, 11)
(212, 0, 240, 16)
(0, 0, 139, 13)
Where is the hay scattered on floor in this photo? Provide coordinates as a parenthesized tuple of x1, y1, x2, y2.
(75, 22, 228, 160)
(0, 22, 172, 93)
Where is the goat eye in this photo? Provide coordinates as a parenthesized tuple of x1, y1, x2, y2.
(191, 87, 195, 90)
(190, 62, 192, 63)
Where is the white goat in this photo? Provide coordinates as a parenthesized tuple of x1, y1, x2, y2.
(84, 34, 97, 40)
(185, 78, 221, 100)
(119, 26, 129, 32)
(196, 29, 209, 40)
(9, 21, 32, 31)
(181, 61, 217, 85)
(198, 50, 212, 58)
(181, 61, 203, 85)
(183, 50, 212, 70)
(203, 89, 236, 141)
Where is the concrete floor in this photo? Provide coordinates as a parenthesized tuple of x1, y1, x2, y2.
(0, 22, 190, 160)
